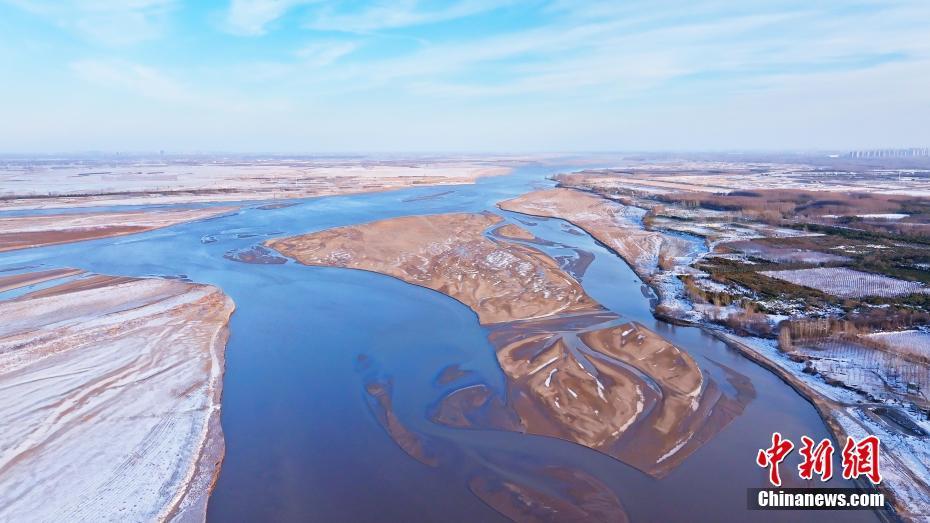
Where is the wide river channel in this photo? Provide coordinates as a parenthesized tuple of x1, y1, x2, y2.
(0, 165, 880, 522)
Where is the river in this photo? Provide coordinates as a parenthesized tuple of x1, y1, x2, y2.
(0, 165, 880, 522)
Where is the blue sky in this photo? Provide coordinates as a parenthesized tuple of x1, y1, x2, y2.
(1, 0, 928, 153)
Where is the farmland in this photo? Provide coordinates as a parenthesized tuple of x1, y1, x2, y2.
(546, 158, 930, 519)
(553, 161, 930, 322)
(867, 330, 930, 362)
(760, 267, 930, 298)
(790, 340, 930, 410)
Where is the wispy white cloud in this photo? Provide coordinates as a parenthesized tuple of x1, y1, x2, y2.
(4, 0, 175, 45)
(204, 39, 360, 85)
(6, 0, 930, 151)
(223, 0, 319, 36)
(295, 40, 359, 67)
(224, 0, 508, 36)
(217, 0, 930, 104)
(69, 58, 291, 115)
(70, 58, 190, 101)
(315, 0, 930, 102)
(303, 0, 510, 33)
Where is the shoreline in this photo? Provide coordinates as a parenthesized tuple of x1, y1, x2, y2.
(0, 207, 239, 253)
(165, 297, 235, 522)
(636, 231, 907, 522)
(707, 330, 901, 522)
(497, 189, 699, 318)
(497, 185, 909, 521)
(621, 227, 908, 520)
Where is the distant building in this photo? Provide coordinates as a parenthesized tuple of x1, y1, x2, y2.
(846, 148, 930, 158)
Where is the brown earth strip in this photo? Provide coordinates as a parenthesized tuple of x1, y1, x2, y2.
(0, 207, 237, 253)
(0, 267, 83, 293)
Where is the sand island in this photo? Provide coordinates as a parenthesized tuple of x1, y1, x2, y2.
(0, 270, 234, 522)
(0, 206, 237, 253)
(266, 212, 751, 477)
(499, 188, 693, 279)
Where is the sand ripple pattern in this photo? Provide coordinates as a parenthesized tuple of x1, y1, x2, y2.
(0, 274, 234, 522)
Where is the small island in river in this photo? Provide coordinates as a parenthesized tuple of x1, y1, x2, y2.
(266, 212, 752, 477)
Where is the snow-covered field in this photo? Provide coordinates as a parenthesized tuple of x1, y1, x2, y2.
(0, 207, 236, 235)
(833, 407, 930, 522)
(795, 341, 929, 408)
(824, 213, 910, 220)
(718, 334, 930, 521)
(0, 273, 234, 522)
(0, 158, 511, 210)
(760, 267, 930, 298)
(867, 330, 930, 360)
(725, 241, 848, 264)
(0, 207, 237, 253)
(566, 165, 930, 197)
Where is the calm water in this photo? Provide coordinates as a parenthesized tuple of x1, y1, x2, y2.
(0, 166, 881, 522)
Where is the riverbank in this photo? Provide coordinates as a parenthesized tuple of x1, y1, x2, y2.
(710, 331, 928, 522)
(0, 206, 237, 252)
(497, 181, 926, 521)
(0, 271, 235, 522)
(498, 188, 703, 320)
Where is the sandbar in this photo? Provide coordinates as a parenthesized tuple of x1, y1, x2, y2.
(0, 207, 237, 253)
(0, 267, 83, 292)
(499, 188, 692, 278)
(0, 271, 235, 521)
(266, 213, 750, 476)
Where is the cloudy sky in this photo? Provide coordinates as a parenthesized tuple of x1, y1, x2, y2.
(2, 0, 929, 153)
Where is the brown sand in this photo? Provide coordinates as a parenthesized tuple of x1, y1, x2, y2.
(365, 381, 440, 467)
(0, 206, 237, 253)
(499, 188, 692, 278)
(494, 223, 537, 241)
(434, 364, 475, 385)
(0, 267, 83, 293)
(468, 467, 629, 523)
(485, 312, 752, 477)
(266, 212, 599, 324)
(430, 384, 523, 431)
(267, 213, 750, 477)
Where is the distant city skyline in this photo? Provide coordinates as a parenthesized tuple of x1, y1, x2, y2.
(2, 0, 929, 153)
